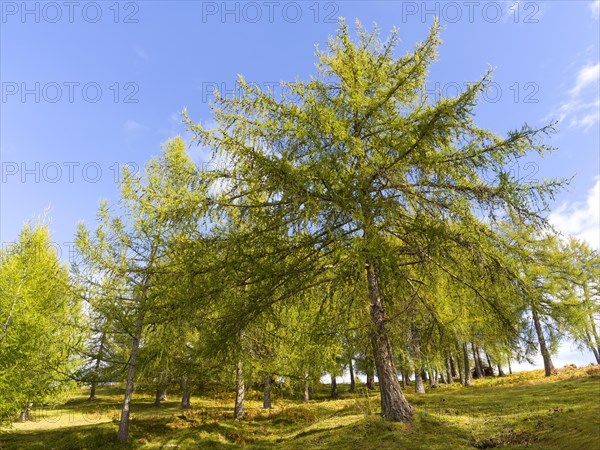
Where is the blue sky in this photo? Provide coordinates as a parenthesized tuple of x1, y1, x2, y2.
(1, 1, 599, 370)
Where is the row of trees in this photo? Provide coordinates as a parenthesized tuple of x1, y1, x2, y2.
(1, 21, 598, 443)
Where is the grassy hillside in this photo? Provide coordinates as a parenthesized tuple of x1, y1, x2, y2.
(1, 365, 599, 449)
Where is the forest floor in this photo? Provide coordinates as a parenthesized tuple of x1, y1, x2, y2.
(1, 365, 599, 449)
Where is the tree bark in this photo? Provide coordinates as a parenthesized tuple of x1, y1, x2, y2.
(462, 343, 472, 386)
(263, 375, 272, 409)
(508, 358, 512, 375)
(349, 360, 356, 393)
(366, 370, 375, 390)
(330, 373, 338, 399)
(181, 389, 191, 409)
(154, 388, 167, 407)
(450, 353, 458, 378)
(303, 374, 310, 402)
(117, 310, 144, 443)
(414, 366, 425, 394)
(366, 260, 413, 421)
(234, 359, 245, 418)
(532, 307, 555, 376)
(497, 363, 505, 377)
(446, 356, 453, 384)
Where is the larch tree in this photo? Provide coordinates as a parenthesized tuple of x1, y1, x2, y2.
(185, 20, 565, 421)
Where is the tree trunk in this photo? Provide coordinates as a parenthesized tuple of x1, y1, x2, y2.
(485, 352, 494, 375)
(366, 370, 375, 390)
(497, 363, 505, 377)
(446, 356, 453, 384)
(472, 343, 483, 378)
(450, 353, 458, 378)
(508, 358, 512, 375)
(414, 366, 425, 393)
(462, 343, 472, 386)
(401, 370, 409, 389)
(19, 403, 32, 422)
(263, 375, 272, 409)
(88, 331, 106, 401)
(234, 359, 245, 418)
(349, 360, 356, 393)
(181, 389, 191, 409)
(532, 307, 555, 376)
(303, 374, 310, 402)
(154, 388, 167, 407)
(366, 260, 413, 421)
(117, 311, 144, 443)
(330, 374, 338, 399)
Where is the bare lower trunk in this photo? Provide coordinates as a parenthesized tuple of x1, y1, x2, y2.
(414, 366, 425, 394)
(88, 383, 97, 401)
(117, 312, 144, 443)
(462, 343, 472, 386)
(366, 370, 375, 390)
(508, 358, 512, 375)
(366, 260, 413, 421)
(446, 356, 453, 384)
(497, 363, 505, 377)
(19, 403, 32, 422)
(181, 389, 191, 409)
(532, 307, 555, 376)
(450, 353, 458, 378)
(234, 360, 245, 418)
(263, 375, 272, 409)
(303, 374, 310, 402)
(349, 360, 356, 393)
(154, 388, 167, 407)
(330, 374, 338, 399)
(401, 370, 409, 389)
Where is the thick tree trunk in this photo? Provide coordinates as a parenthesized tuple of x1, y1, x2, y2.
(154, 388, 167, 407)
(414, 366, 425, 394)
(532, 307, 555, 376)
(263, 375, 272, 409)
(462, 343, 472, 386)
(349, 360, 356, 393)
(181, 390, 191, 409)
(117, 311, 144, 443)
(366, 370, 375, 390)
(234, 359, 245, 418)
(472, 343, 483, 378)
(366, 260, 413, 421)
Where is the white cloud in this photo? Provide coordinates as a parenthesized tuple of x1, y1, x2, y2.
(549, 177, 600, 249)
(122, 120, 147, 133)
(134, 46, 149, 61)
(549, 62, 600, 131)
(569, 63, 599, 95)
(591, 0, 600, 19)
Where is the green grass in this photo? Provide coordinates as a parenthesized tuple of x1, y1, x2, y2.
(1, 366, 599, 449)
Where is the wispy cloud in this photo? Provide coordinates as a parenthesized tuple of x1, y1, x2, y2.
(134, 46, 149, 61)
(591, 0, 600, 19)
(548, 62, 600, 131)
(122, 120, 147, 133)
(549, 177, 600, 249)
